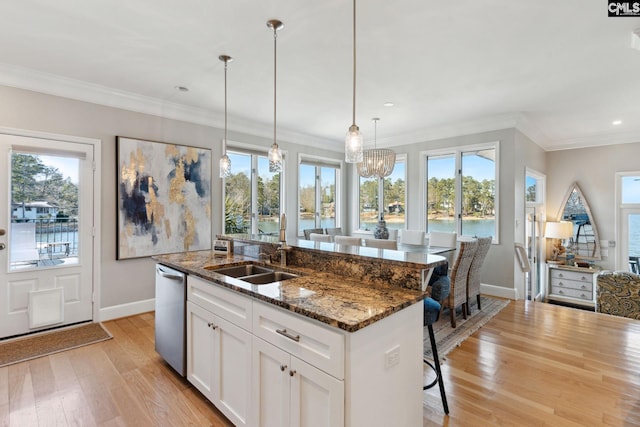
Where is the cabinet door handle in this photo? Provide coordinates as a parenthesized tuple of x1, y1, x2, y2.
(289, 369, 297, 377)
(280, 364, 287, 372)
(207, 322, 218, 330)
(276, 328, 300, 342)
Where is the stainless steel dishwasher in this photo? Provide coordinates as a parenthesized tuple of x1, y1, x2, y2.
(155, 264, 186, 376)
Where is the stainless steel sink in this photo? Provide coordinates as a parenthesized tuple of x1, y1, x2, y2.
(207, 264, 272, 277)
(239, 271, 298, 285)
(207, 263, 298, 285)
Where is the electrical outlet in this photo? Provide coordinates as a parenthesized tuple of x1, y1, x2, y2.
(384, 345, 400, 368)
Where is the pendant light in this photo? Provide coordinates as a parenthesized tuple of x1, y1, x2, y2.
(345, 0, 363, 163)
(219, 54, 232, 178)
(267, 19, 284, 173)
(357, 118, 396, 178)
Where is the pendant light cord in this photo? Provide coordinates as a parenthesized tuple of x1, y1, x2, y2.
(273, 26, 278, 146)
(224, 58, 228, 152)
(352, 0, 357, 127)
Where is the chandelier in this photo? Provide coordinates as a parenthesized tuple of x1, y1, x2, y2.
(357, 118, 395, 178)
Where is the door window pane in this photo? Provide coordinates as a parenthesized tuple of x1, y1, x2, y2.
(426, 155, 456, 234)
(10, 152, 79, 270)
(298, 163, 316, 234)
(629, 213, 640, 272)
(461, 149, 495, 237)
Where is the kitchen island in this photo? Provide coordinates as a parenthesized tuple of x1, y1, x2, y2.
(154, 236, 447, 427)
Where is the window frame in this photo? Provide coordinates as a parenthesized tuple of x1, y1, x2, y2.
(420, 141, 499, 243)
(222, 141, 285, 235)
(297, 153, 342, 236)
(615, 171, 640, 270)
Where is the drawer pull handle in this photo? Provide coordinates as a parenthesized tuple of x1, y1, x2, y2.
(581, 276, 587, 281)
(280, 364, 287, 372)
(290, 369, 297, 377)
(558, 282, 564, 286)
(276, 328, 300, 342)
(558, 274, 564, 278)
(581, 285, 586, 289)
(558, 290, 564, 294)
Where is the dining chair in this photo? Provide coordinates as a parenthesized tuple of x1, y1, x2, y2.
(363, 238, 398, 250)
(334, 235, 361, 246)
(399, 229, 424, 245)
(466, 236, 492, 315)
(428, 231, 457, 248)
(387, 228, 398, 241)
(442, 239, 478, 327)
(303, 228, 324, 240)
(324, 227, 343, 237)
(309, 233, 332, 242)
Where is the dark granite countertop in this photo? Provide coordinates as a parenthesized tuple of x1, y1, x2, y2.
(154, 244, 446, 332)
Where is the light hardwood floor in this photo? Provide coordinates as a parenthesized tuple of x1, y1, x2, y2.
(1, 301, 639, 426)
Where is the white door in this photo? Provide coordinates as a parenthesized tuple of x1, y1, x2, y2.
(252, 337, 290, 427)
(620, 208, 640, 273)
(0, 134, 95, 338)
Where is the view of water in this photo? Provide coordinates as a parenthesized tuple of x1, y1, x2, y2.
(630, 214, 640, 256)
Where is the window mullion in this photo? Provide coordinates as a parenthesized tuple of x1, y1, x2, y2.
(315, 167, 321, 228)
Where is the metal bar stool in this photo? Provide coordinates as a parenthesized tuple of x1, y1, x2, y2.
(423, 273, 450, 414)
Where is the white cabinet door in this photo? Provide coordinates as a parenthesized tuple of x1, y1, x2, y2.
(252, 337, 290, 427)
(188, 301, 252, 427)
(214, 314, 252, 427)
(252, 336, 344, 427)
(290, 357, 344, 427)
(187, 301, 215, 401)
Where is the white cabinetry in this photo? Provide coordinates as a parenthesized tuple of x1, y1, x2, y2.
(252, 302, 344, 427)
(547, 265, 597, 308)
(186, 275, 424, 427)
(187, 276, 252, 426)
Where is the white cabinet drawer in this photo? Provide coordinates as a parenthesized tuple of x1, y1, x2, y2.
(187, 275, 252, 331)
(550, 285, 592, 301)
(550, 269, 593, 285)
(550, 277, 593, 292)
(253, 301, 345, 380)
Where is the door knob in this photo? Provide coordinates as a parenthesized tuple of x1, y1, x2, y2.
(0, 228, 5, 236)
(0, 243, 5, 250)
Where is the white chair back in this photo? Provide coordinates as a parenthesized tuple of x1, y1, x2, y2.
(310, 233, 332, 242)
(387, 229, 398, 241)
(428, 231, 457, 248)
(400, 229, 424, 245)
(334, 235, 361, 246)
(10, 222, 40, 263)
(363, 238, 398, 250)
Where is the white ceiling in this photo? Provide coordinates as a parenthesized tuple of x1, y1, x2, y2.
(1, 0, 639, 152)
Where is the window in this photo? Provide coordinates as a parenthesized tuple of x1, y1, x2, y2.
(617, 173, 640, 272)
(424, 144, 498, 240)
(298, 158, 340, 235)
(358, 156, 406, 231)
(526, 170, 545, 204)
(223, 149, 282, 235)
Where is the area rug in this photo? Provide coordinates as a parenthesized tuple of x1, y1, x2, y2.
(423, 296, 509, 361)
(0, 322, 112, 367)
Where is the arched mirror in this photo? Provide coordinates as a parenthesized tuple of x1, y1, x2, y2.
(557, 182, 601, 260)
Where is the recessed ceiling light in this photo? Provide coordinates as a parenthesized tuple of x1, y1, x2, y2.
(613, 120, 622, 125)
(383, 101, 394, 107)
(174, 86, 189, 92)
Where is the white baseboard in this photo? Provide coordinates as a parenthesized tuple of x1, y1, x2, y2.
(99, 298, 155, 322)
(480, 283, 517, 300)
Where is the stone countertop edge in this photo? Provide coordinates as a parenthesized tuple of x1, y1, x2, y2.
(154, 250, 445, 333)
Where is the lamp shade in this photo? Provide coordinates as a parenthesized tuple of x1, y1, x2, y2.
(545, 221, 573, 239)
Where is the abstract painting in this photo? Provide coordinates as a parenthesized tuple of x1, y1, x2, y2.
(116, 136, 212, 259)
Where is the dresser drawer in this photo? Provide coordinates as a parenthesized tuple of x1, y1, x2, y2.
(253, 301, 345, 380)
(550, 277, 593, 292)
(187, 275, 252, 331)
(550, 285, 592, 301)
(550, 269, 594, 285)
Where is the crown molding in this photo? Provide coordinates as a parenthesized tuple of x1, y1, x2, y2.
(542, 130, 640, 151)
(0, 62, 341, 152)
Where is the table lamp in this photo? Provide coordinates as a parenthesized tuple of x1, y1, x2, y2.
(545, 221, 574, 263)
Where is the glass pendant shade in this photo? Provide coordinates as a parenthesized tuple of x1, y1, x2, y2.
(357, 148, 396, 178)
(268, 142, 282, 173)
(219, 152, 231, 178)
(345, 125, 363, 163)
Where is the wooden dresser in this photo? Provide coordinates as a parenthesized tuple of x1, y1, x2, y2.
(547, 264, 598, 309)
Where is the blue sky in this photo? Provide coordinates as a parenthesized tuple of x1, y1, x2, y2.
(622, 176, 640, 203)
(39, 155, 79, 184)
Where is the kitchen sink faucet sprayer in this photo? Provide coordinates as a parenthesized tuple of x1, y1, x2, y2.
(278, 213, 291, 267)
